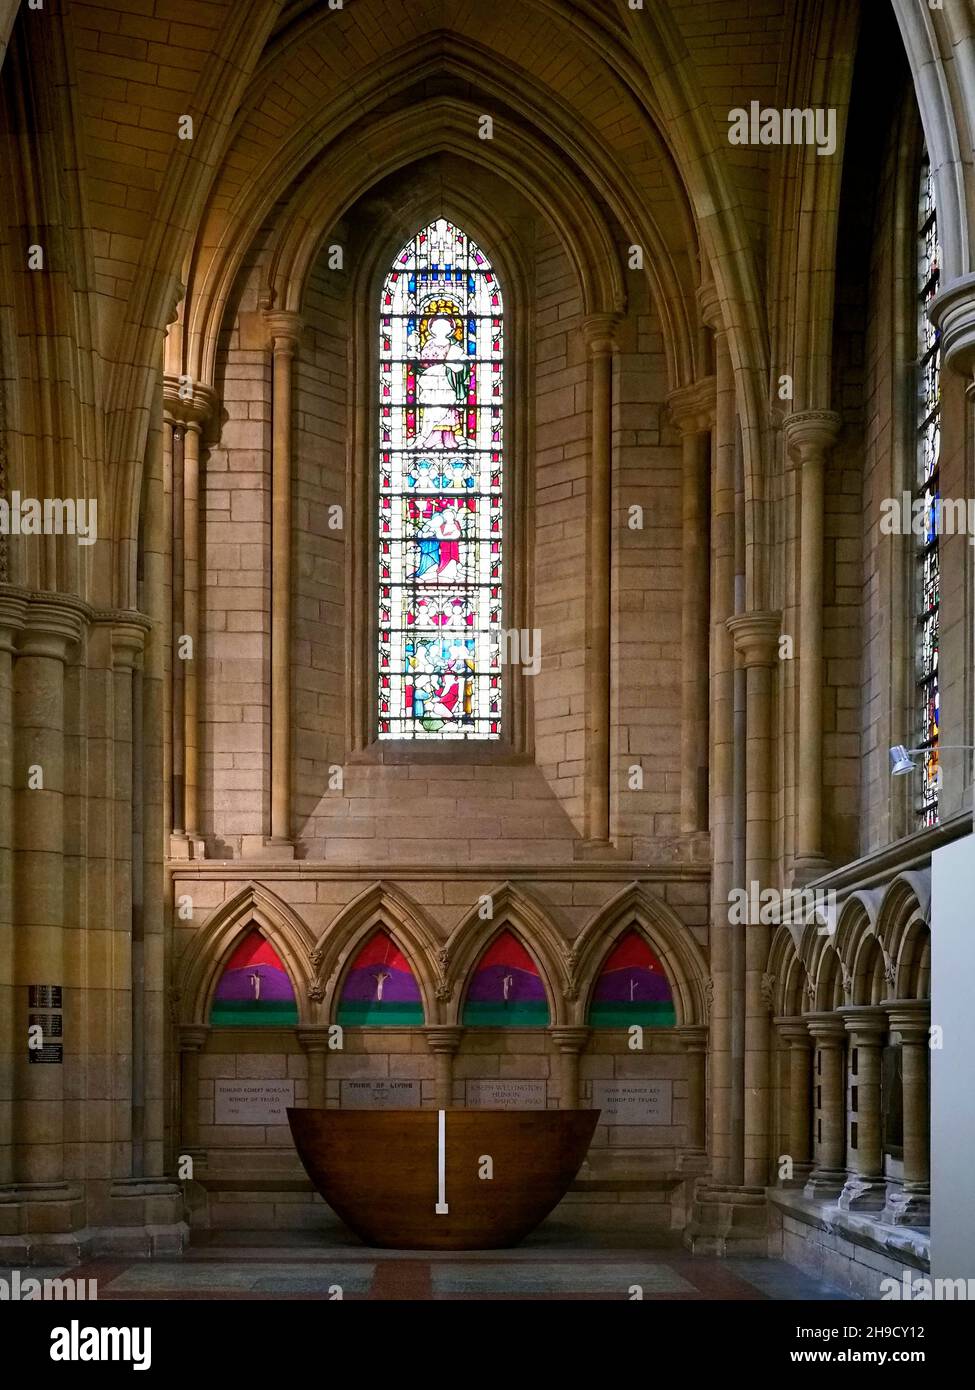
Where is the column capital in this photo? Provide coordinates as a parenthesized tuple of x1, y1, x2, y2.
(423, 1025, 464, 1054)
(804, 1012, 847, 1044)
(783, 409, 841, 461)
(548, 1026, 592, 1053)
(163, 376, 217, 428)
(296, 1026, 332, 1054)
(697, 278, 722, 332)
(580, 312, 621, 355)
(0, 586, 30, 651)
(929, 271, 975, 377)
(667, 377, 716, 434)
(675, 1023, 709, 1051)
(17, 593, 90, 660)
(94, 610, 152, 670)
(839, 1005, 888, 1040)
(773, 1016, 814, 1045)
(265, 310, 304, 353)
(727, 610, 780, 666)
(177, 1025, 210, 1052)
(885, 999, 931, 1039)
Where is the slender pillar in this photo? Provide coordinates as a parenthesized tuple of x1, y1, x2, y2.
(668, 380, 715, 835)
(784, 410, 841, 881)
(838, 1006, 887, 1211)
(676, 1024, 708, 1165)
(549, 1026, 590, 1110)
(12, 598, 86, 1185)
(727, 612, 780, 1187)
(581, 313, 618, 845)
(424, 1026, 464, 1108)
(109, 620, 149, 1182)
(0, 591, 28, 1189)
(182, 420, 202, 843)
(168, 416, 186, 845)
(804, 1014, 847, 1198)
(265, 312, 302, 851)
(774, 1017, 814, 1186)
(297, 1028, 330, 1109)
(707, 310, 737, 1186)
(884, 1001, 930, 1225)
(178, 1025, 209, 1153)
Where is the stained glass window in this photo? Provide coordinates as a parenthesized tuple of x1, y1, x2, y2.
(377, 218, 503, 739)
(915, 152, 941, 827)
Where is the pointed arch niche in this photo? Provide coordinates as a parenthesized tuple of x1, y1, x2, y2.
(335, 929, 424, 1026)
(209, 930, 299, 1027)
(587, 929, 677, 1028)
(461, 929, 551, 1028)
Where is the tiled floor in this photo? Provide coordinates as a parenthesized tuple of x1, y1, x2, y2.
(2, 1227, 856, 1300)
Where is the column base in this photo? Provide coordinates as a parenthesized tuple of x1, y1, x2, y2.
(573, 839, 628, 861)
(777, 1162, 814, 1189)
(803, 1168, 846, 1200)
(0, 1180, 189, 1263)
(240, 835, 295, 860)
(683, 1183, 768, 1255)
(883, 1187, 930, 1227)
(791, 855, 832, 887)
(678, 1150, 709, 1176)
(837, 1176, 887, 1212)
(169, 833, 207, 860)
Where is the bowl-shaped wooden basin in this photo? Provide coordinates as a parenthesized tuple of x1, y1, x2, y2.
(287, 1107, 599, 1250)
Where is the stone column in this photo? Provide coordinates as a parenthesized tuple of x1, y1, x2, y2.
(182, 418, 203, 846)
(297, 1028, 330, 1110)
(424, 1026, 464, 1108)
(667, 380, 716, 836)
(804, 1013, 847, 1198)
(676, 1024, 708, 1166)
(549, 1026, 591, 1110)
(12, 598, 86, 1185)
(167, 410, 186, 848)
(0, 590, 27, 1188)
(178, 1025, 209, 1155)
(774, 1018, 814, 1186)
(884, 1001, 930, 1225)
(727, 611, 780, 1187)
(265, 312, 302, 853)
(784, 410, 841, 882)
(109, 618, 150, 1182)
(581, 313, 618, 846)
(838, 1006, 887, 1211)
(706, 303, 737, 1186)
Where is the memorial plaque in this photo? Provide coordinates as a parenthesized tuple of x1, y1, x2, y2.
(214, 1080, 294, 1125)
(29, 985, 62, 1009)
(29, 1012, 62, 1038)
(591, 1080, 673, 1125)
(29, 1043, 63, 1064)
(466, 1079, 547, 1109)
(340, 1079, 422, 1109)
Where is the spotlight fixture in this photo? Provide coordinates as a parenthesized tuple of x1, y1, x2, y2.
(888, 744, 975, 776)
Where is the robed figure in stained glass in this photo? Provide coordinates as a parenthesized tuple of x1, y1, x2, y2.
(413, 313, 469, 449)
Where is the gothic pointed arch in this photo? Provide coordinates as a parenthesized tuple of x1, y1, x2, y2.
(178, 882, 315, 1027)
(441, 883, 568, 1027)
(878, 872, 931, 999)
(569, 883, 708, 1028)
(767, 924, 805, 1019)
(310, 882, 441, 1026)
